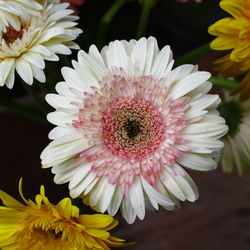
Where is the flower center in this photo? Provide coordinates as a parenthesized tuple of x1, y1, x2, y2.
(218, 101, 243, 136)
(45, 228, 63, 240)
(124, 119, 142, 140)
(2, 25, 25, 45)
(15, 222, 81, 249)
(101, 97, 166, 161)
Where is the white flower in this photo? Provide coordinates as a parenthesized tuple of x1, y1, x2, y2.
(218, 93, 250, 175)
(0, 0, 42, 32)
(41, 37, 228, 224)
(0, 0, 82, 88)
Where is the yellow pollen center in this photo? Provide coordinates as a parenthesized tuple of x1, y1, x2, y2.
(15, 221, 82, 250)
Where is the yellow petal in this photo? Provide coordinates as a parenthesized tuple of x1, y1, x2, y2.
(213, 54, 243, 77)
(0, 190, 24, 210)
(210, 36, 238, 50)
(0, 233, 16, 249)
(85, 228, 110, 239)
(208, 17, 236, 36)
(78, 214, 114, 229)
(102, 219, 118, 231)
(230, 41, 250, 62)
(35, 194, 43, 208)
(229, 17, 249, 32)
(71, 204, 80, 217)
(56, 197, 72, 219)
(220, 0, 244, 18)
(106, 236, 135, 247)
(82, 232, 104, 249)
(18, 178, 29, 205)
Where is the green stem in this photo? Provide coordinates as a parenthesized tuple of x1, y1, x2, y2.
(174, 43, 212, 67)
(0, 98, 46, 123)
(136, 0, 153, 39)
(210, 76, 240, 90)
(96, 0, 127, 48)
(21, 81, 49, 114)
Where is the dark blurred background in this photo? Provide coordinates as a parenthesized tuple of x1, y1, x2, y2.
(2, 0, 250, 250)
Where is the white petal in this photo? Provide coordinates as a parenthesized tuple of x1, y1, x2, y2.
(68, 163, 92, 189)
(21, 52, 45, 69)
(15, 59, 33, 85)
(182, 114, 228, 138)
(0, 59, 15, 85)
(177, 152, 217, 171)
(89, 44, 105, 67)
(30, 45, 51, 56)
(104, 40, 129, 72)
(183, 135, 224, 153)
(52, 159, 80, 184)
(98, 179, 116, 213)
(5, 66, 15, 89)
(141, 176, 175, 210)
(47, 111, 76, 126)
(70, 172, 97, 197)
(169, 64, 197, 82)
(46, 93, 78, 110)
(161, 170, 186, 201)
(170, 164, 198, 202)
(170, 71, 211, 99)
(121, 196, 136, 224)
(143, 36, 159, 75)
(30, 65, 46, 83)
(185, 94, 221, 120)
(49, 126, 76, 140)
(128, 177, 145, 220)
(39, 27, 64, 43)
(130, 37, 147, 76)
(78, 50, 106, 80)
(41, 138, 89, 167)
(107, 186, 124, 216)
(89, 177, 109, 210)
(151, 45, 172, 78)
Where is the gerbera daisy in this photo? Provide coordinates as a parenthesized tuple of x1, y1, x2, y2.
(0, 0, 82, 88)
(41, 37, 228, 223)
(218, 92, 250, 175)
(208, 0, 250, 99)
(0, 178, 130, 249)
(0, 0, 42, 32)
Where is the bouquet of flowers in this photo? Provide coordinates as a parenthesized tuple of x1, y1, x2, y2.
(0, 0, 249, 249)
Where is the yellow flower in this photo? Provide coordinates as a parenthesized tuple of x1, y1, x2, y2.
(208, 0, 250, 100)
(0, 179, 131, 250)
(208, 0, 250, 76)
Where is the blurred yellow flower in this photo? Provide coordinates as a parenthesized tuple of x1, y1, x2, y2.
(0, 179, 131, 250)
(208, 0, 250, 100)
(209, 0, 250, 76)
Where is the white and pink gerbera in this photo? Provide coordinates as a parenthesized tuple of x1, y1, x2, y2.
(41, 37, 228, 223)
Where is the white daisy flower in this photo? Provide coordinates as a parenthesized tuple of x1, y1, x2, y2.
(0, 0, 82, 88)
(218, 93, 250, 175)
(41, 37, 228, 224)
(0, 0, 42, 32)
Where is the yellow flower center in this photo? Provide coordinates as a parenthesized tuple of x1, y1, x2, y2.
(14, 217, 83, 250)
